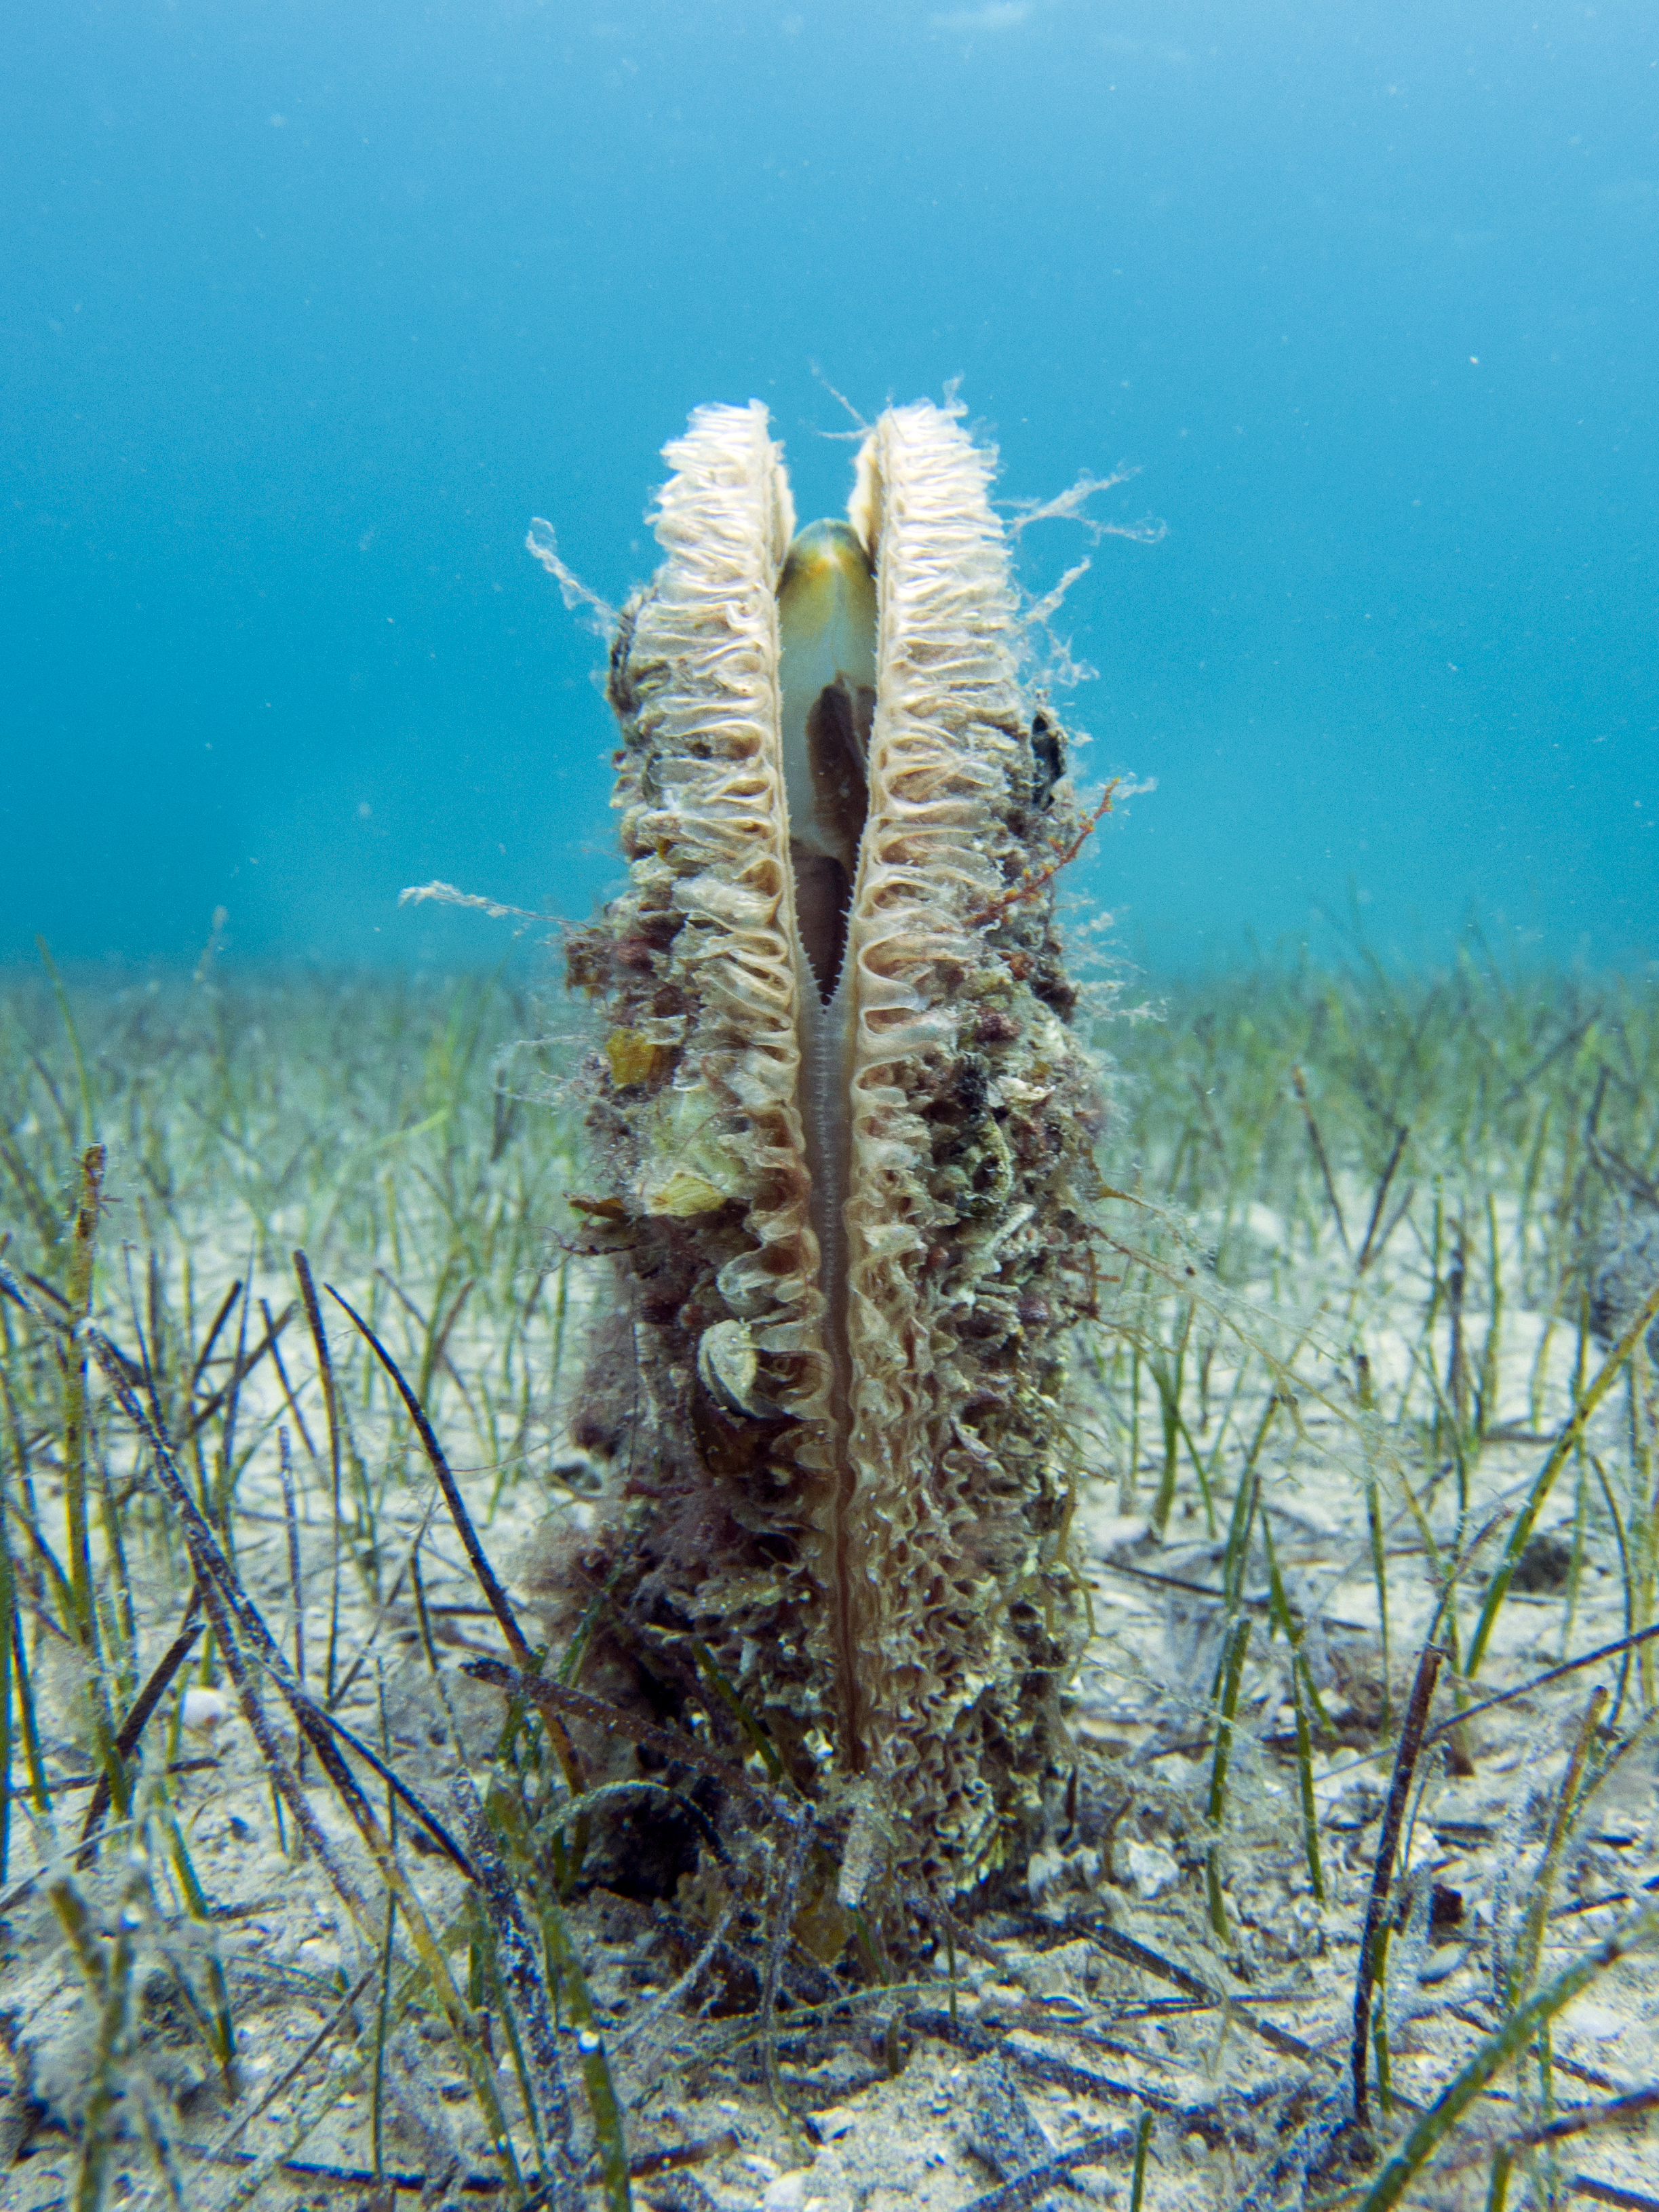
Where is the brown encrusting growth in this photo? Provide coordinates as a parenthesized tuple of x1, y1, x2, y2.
(561, 398, 1104, 1893)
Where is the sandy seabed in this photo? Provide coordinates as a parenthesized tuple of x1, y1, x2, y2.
(1, 963, 1656, 2212)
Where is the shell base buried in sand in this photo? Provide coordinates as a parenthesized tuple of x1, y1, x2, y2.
(560, 397, 1104, 1896)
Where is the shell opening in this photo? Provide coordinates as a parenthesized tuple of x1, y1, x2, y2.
(777, 520, 877, 1004)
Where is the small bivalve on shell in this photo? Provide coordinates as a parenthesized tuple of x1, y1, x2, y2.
(563, 396, 1104, 1893)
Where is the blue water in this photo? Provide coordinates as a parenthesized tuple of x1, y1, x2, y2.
(5, 1, 1655, 975)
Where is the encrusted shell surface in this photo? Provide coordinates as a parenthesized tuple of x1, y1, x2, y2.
(564, 397, 1103, 1891)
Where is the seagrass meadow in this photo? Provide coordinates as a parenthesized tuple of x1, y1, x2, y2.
(1, 948, 1657, 2212)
